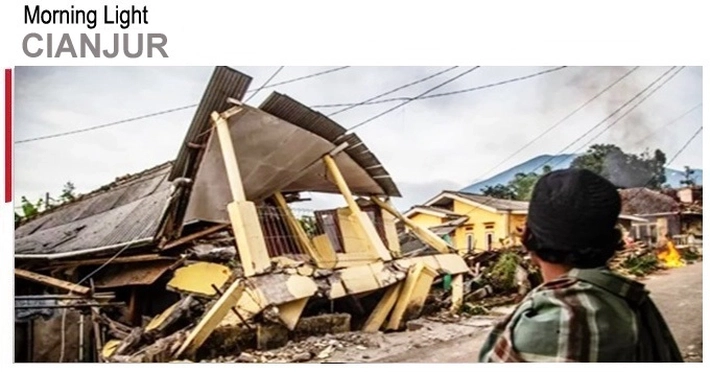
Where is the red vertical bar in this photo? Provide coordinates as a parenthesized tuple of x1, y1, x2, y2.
(4, 69, 11, 203)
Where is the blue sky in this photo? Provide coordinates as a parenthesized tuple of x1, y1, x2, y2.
(13, 66, 703, 211)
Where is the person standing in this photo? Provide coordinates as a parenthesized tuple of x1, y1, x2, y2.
(478, 169, 682, 362)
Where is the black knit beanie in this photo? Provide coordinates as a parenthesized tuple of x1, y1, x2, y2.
(527, 168, 621, 253)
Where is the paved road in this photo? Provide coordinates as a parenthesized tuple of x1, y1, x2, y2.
(379, 262, 703, 362)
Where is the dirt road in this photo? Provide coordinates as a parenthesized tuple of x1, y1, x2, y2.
(370, 262, 703, 363)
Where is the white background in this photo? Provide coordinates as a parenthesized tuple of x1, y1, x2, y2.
(1, 0, 708, 369)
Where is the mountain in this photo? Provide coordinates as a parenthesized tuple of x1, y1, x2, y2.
(462, 154, 702, 193)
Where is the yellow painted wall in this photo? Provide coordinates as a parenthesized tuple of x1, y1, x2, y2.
(451, 201, 526, 253)
(408, 202, 528, 254)
(408, 213, 443, 229)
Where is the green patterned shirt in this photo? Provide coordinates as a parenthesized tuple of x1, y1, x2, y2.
(479, 267, 682, 362)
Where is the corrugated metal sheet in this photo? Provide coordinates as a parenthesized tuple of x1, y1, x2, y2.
(169, 66, 253, 181)
(260, 93, 401, 197)
(15, 163, 174, 258)
(259, 92, 346, 142)
(183, 105, 398, 223)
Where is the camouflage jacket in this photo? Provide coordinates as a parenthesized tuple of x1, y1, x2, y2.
(478, 267, 683, 362)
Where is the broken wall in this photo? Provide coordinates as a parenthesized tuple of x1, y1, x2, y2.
(29, 309, 93, 362)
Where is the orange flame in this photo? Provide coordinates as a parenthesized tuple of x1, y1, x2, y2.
(657, 240, 685, 268)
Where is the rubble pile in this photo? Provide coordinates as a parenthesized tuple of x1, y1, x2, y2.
(202, 332, 378, 363)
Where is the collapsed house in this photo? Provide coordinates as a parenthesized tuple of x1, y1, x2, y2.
(14, 67, 470, 363)
(619, 187, 703, 247)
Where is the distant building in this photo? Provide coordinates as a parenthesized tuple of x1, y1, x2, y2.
(404, 191, 529, 254)
(618, 187, 703, 246)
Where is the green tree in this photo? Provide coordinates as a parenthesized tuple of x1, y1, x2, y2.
(20, 196, 41, 218)
(60, 181, 76, 203)
(570, 144, 667, 189)
(481, 184, 516, 200)
(483, 166, 551, 201)
(299, 215, 317, 236)
(508, 172, 539, 201)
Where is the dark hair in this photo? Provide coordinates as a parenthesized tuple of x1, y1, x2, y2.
(522, 227, 624, 269)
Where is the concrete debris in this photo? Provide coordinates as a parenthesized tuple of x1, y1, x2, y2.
(188, 244, 237, 263)
(202, 331, 378, 363)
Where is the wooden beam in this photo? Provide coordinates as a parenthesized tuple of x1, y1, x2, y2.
(450, 274, 464, 313)
(50, 254, 176, 268)
(322, 154, 391, 261)
(15, 268, 91, 295)
(128, 288, 141, 326)
(362, 282, 403, 332)
(160, 224, 230, 251)
(273, 192, 320, 260)
(370, 196, 453, 254)
(175, 279, 246, 359)
(212, 110, 246, 202)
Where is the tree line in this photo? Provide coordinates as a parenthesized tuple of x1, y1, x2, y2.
(482, 144, 698, 201)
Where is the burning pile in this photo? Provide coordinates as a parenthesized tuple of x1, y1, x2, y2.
(657, 240, 685, 268)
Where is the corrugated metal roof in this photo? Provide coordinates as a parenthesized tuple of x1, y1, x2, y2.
(15, 162, 174, 259)
(259, 93, 401, 197)
(169, 66, 253, 181)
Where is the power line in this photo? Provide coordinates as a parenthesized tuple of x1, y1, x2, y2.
(346, 67, 481, 132)
(529, 66, 679, 174)
(546, 66, 685, 170)
(244, 66, 285, 103)
(328, 66, 459, 116)
(667, 126, 703, 167)
(629, 103, 702, 148)
(470, 66, 641, 184)
(15, 66, 351, 144)
(15, 104, 199, 144)
(454, 113, 702, 229)
(313, 66, 568, 108)
(256, 66, 350, 90)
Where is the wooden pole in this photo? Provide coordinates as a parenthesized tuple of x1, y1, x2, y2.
(89, 279, 104, 363)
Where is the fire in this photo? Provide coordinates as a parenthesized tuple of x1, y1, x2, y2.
(657, 240, 685, 268)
